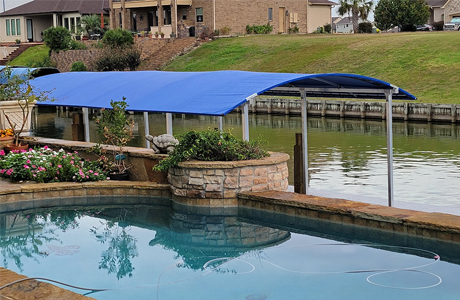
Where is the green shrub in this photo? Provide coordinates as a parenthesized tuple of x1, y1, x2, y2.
(43, 26, 72, 52)
(288, 26, 299, 34)
(359, 22, 373, 33)
(25, 56, 56, 68)
(324, 23, 332, 33)
(432, 21, 444, 31)
(94, 47, 141, 71)
(70, 61, 88, 71)
(246, 23, 273, 34)
(153, 129, 269, 172)
(69, 39, 87, 50)
(102, 28, 134, 48)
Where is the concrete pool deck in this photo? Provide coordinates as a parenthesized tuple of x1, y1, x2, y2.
(1, 178, 460, 299)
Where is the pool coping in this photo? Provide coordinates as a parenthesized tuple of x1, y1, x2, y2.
(238, 191, 460, 244)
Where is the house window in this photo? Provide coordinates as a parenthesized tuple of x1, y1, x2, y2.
(16, 19, 21, 35)
(11, 19, 16, 35)
(164, 6, 171, 25)
(119, 13, 122, 28)
(64, 18, 69, 30)
(6, 19, 10, 36)
(268, 8, 273, 21)
(182, 8, 187, 20)
(70, 18, 75, 32)
(196, 7, 203, 23)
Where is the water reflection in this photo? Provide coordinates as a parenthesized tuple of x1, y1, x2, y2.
(32, 107, 460, 207)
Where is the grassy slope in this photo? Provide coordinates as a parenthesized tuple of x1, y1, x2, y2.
(9, 45, 50, 67)
(164, 32, 460, 103)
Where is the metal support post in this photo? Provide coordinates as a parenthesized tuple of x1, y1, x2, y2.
(144, 112, 150, 149)
(82, 107, 90, 142)
(166, 113, 173, 135)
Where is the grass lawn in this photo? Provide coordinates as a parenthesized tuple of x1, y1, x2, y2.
(9, 45, 51, 67)
(165, 32, 460, 104)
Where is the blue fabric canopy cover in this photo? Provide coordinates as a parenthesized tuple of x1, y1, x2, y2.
(31, 70, 416, 116)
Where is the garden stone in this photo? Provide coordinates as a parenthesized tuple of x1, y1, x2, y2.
(146, 134, 178, 154)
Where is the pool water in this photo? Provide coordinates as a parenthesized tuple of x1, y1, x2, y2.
(1, 200, 460, 300)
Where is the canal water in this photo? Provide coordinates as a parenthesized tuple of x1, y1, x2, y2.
(32, 107, 460, 212)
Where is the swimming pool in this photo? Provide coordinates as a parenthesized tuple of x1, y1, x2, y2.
(1, 197, 459, 300)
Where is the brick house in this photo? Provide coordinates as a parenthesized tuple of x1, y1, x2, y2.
(426, 0, 460, 24)
(109, 0, 336, 38)
(0, 0, 109, 43)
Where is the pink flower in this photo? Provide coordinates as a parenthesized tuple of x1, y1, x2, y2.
(57, 165, 62, 168)
(0, 150, 5, 156)
(20, 150, 26, 153)
(94, 172, 98, 176)
(23, 165, 30, 169)
(70, 160, 74, 164)
(107, 177, 110, 180)
(74, 151, 78, 154)
(55, 177, 58, 180)
(43, 146, 49, 150)
(33, 174, 36, 177)
(32, 165, 36, 168)
(56, 171, 60, 174)
(26, 160, 31, 163)
(62, 155, 66, 158)
(0, 169, 5, 173)
(89, 170, 93, 173)
(86, 175, 89, 178)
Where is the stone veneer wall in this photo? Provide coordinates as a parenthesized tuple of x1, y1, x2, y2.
(168, 152, 289, 206)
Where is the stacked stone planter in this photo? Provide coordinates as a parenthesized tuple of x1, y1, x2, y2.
(168, 152, 290, 206)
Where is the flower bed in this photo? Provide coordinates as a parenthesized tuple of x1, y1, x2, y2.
(0, 146, 107, 183)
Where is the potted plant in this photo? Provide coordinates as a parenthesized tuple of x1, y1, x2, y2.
(149, 31, 152, 38)
(0, 127, 14, 150)
(155, 31, 159, 38)
(95, 97, 134, 180)
(15, 39, 21, 45)
(160, 32, 165, 38)
(0, 67, 52, 152)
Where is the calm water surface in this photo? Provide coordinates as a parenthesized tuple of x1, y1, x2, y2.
(32, 107, 460, 209)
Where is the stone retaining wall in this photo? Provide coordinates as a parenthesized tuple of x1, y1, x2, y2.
(168, 152, 289, 206)
(27, 137, 168, 183)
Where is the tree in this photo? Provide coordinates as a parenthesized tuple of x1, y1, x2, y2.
(338, 0, 374, 34)
(43, 26, 72, 52)
(79, 14, 104, 36)
(374, 0, 430, 32)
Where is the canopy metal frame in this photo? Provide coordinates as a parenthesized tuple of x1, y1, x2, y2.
(33, 71, 415, 207)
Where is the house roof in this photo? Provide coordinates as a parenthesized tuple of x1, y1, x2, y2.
(425, 0, 448, 8)
(337, 17, 353, 25)
(309, 0, 337, 5)
(31, 70, 415, 116)
(0, 0, 109, 17)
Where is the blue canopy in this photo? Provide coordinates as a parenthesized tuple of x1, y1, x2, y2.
(31, 70, 415, 116)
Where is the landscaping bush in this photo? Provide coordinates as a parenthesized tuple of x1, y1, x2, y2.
(324, 23, 332, 33)
(43, 26, 72, 52)
(359, 22, 373, 33)
(289, 26, 300, 34)
(69, 39, 87, 50)
(0, 146, 107, 183)
(102, 28, 134, 48)
(432, 21, 444, 31)
(94, 47, 141, 71)
(70, 61, 88, 71)
(153, 129, 269, 172)
(246, 24, 273, 34)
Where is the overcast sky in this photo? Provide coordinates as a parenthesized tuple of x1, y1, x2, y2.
(3, 0, 33, 12)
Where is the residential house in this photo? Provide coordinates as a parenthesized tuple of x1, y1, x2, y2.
(109, 0, 336, 38)
(335, 16, 353, 33)
(0, 0, 109, 43)
(426, 0, 460, 24)
(331, 16, 342, 33)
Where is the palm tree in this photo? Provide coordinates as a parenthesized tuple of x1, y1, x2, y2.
(79, 14, 102, 36)
(338, 0, 373, 34)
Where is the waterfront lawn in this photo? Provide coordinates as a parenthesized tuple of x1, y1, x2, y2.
(165, 32, 460, 104)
